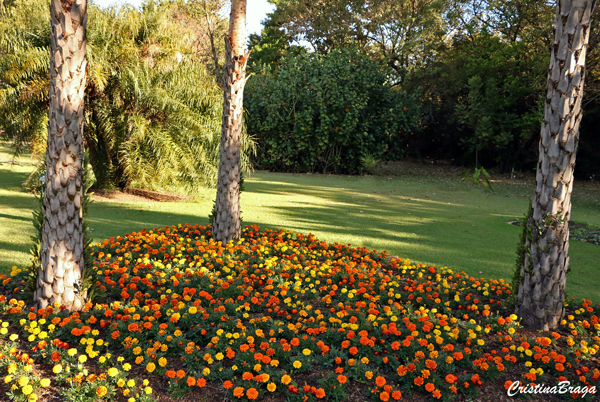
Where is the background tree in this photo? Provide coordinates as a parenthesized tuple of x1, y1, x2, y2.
(212, 0, 248, 244)
(515, 0, 596, 330)
(35, 0, 88, 310)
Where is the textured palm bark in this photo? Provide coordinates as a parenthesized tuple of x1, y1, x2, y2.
(516, 0, 595, 330)
(35, 0, 88, 311)
(212, 0, 248, 245)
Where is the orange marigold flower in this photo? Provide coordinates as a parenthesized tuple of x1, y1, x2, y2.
(224, 380, 233, 389)
(187, 377, 196, 387)
(246, 387, 259, 400)
(315, 388, 326, 399)
(445, 374, 457, 384)
(380, 391, 390, 401)
(197, 378, 207, 388)
(391, 390, 402, 400)
(338, 375, 347, 384)
(414, 377, 424, 386)
(375, 376, 386, 387)
(233, 386, 244, 398)
(425, 383, 435, 393)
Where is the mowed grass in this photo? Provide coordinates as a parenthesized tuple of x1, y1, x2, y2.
(1, 145, 600, 301)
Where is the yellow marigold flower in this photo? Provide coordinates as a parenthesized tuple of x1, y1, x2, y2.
(365, 371, 373, 380)
(158, 357, 167, 367)
(52, 365, 62, 374)
(293, 360, 302, 369)
(4, 375, 13, 384)
(281, 375, 291, 385)
(146, 362, 156, 373)
(78, 355, 87, 363)
(202, 368, 210, 376)
(98, 356, 106, 364)
(22, 384, 33, 395)
(144, 386, 152, 394)
(96, 386, 108, 397)
(117, 379, 126, 387)
(127, 379, 135, 387)
(40, 378, 50, 387)
(267, 383, 276, 392)
(108, 368, 119, 377)
(123, 363, 131, 371)
(9, 334, 18, 341)
(18, 376, 29, 387)
(302, 349, 311, 356)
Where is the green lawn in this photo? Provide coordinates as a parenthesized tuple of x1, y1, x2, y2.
(1, 146, 599, 301)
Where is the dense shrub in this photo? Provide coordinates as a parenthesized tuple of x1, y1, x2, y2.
(245, 49, 419, 174)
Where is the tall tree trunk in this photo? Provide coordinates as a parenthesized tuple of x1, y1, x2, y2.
(212, 0, 248, 245)
(35, 0, 88, 311)
(515, 0, 595, 330)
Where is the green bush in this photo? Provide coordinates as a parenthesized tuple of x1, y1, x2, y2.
(245, 49, 419, 174)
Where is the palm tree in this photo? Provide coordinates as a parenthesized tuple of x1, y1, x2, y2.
(515, 0, 596, 330)
(1, 0, 254, 194)
(35, 0, 88, 310)
(212, 0, 249, 244)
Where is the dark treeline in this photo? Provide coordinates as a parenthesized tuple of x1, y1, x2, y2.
(245, 0, 600, 178)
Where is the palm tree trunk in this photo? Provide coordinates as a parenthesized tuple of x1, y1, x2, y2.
(35, 0, 88, 311)
(212, 0, 248, 245)
(516, 0, 595, 330)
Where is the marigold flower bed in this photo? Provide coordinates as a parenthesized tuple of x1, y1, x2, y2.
(0, 224, 599, 401)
